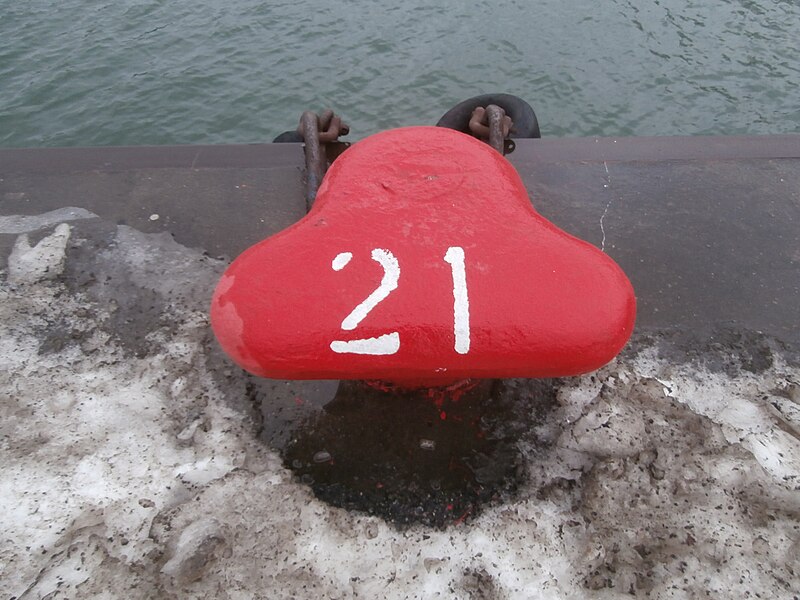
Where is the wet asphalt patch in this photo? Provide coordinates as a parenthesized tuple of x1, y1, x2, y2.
(276, 378, 558, 528)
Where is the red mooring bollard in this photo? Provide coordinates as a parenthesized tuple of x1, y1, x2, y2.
(210, 126, 636, 387)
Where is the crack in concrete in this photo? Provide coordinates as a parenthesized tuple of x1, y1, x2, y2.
(600, 161, 614, 252)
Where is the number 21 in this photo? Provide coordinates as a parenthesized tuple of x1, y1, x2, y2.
(330, 247, 471, 355)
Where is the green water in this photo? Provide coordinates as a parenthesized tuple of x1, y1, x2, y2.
(1, 0, 798, 147)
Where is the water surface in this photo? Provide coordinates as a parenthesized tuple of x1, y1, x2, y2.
(1, 0, 798, 147)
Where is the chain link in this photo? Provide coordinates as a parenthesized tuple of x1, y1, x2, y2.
(297, 110, 350, 210)
(468, 105, 515, 155)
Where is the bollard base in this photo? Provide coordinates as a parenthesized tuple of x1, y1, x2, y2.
(281, 378, 558, 527)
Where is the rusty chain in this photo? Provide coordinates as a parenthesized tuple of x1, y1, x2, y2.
(297, 110, 350, 210)
(293, 104, 515, 210)
(468, 105, 515, 155)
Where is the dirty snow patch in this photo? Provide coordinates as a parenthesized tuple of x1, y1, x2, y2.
(0, 210, 798, 599)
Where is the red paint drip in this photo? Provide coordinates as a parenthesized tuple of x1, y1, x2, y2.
(453, 507, 472, 526)
(364, 378, 477, 407)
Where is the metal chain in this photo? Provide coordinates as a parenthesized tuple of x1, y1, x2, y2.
(295, 104, 513, 211)
(468, 105, 515, 155)
(297, 110, 350, 210)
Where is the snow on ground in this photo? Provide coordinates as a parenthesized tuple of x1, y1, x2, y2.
(0, 210, 798, 599)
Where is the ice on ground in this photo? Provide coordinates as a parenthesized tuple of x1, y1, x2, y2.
(0, 207, 96, 235)
(0, 211, 798, 599)
(7, 223, 72, 284)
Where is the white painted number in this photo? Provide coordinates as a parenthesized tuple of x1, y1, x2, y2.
(330, 246, 471, 356)
(330, 333, 400, 355)
(444, 246, 471, 354)
(337, 249, 399, 331)
(330, 249, 401, 355)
